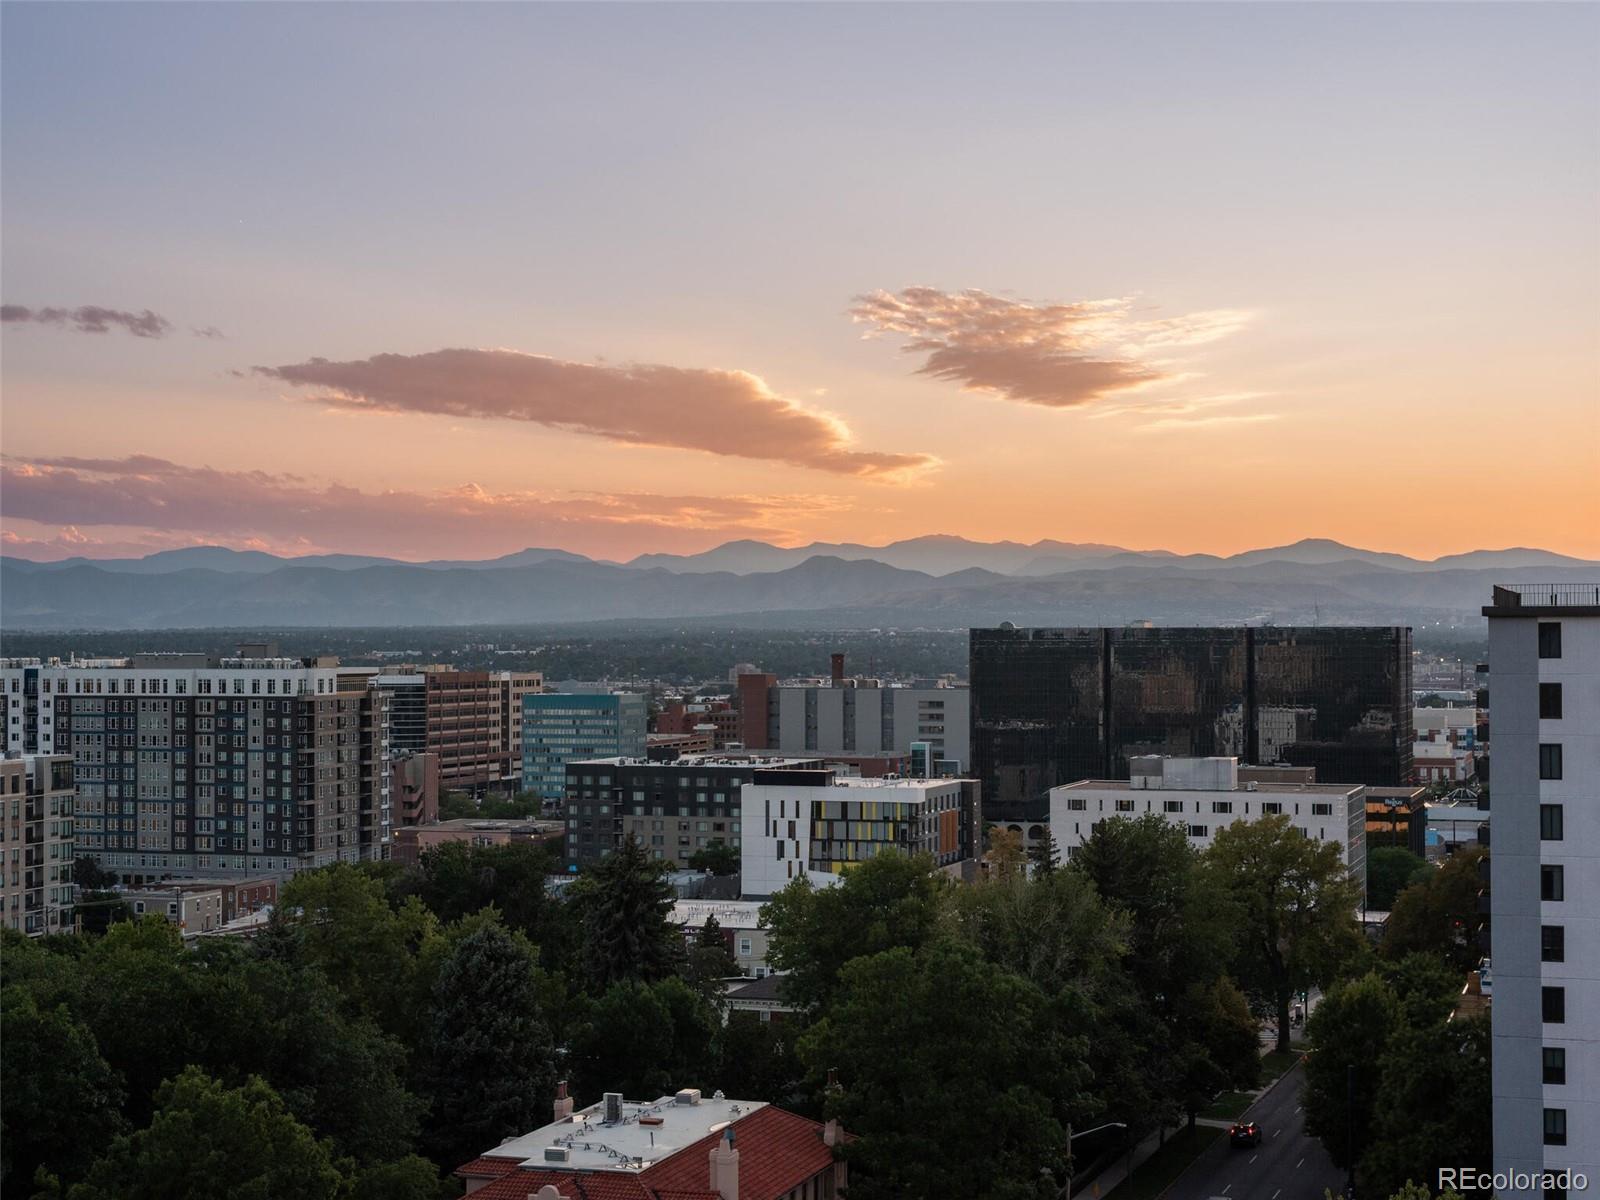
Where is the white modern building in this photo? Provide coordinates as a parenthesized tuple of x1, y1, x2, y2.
(739, 773, 981, 898)
(1486, 585, 1600, 1195)
(1048, 756, 1367, 888)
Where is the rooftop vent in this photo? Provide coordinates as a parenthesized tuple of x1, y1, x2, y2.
(675, 1088, 703, 1105)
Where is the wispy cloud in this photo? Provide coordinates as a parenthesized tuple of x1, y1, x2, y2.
(850, 286, 1253, 410)
(1134, 412, 1281, 432)
(2, 304, 174, 339)
(0, 454, 845, 560)
(252, 347, 937, 481)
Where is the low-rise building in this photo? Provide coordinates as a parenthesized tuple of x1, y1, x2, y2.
(740, 773, 982, 898)
(456, 1084, 845, 1200)
(563, 754, 823, 872)
(1048, 756, 1367, 893)
(121, 883, 226, 937)
(0, 753, 76, 935)
(671, 898, 771, 977)
(391, 816, 563, 866)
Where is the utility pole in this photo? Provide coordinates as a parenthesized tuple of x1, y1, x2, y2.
(1346, 1064, 1357, 1200)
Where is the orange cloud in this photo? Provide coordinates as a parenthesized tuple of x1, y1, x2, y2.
(850, 286, 1251, 409)
(252, 348, 936, 481)
(0, 455, 845, 560)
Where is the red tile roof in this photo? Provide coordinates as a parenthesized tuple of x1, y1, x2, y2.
(642, 1105, 837, 1200)
(456, 1105, 837, 1200)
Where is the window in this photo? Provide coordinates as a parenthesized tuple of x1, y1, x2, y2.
(1163, 800, 1185, 813)
(1541, 865, 1564, 902)
(1539, 744, 1563, 780)
(1538, 623, 1562, 659)
(738, 937, 752, 956)
(1541, 805, 1565, 841)
(1212, 801, 1233, 814)
(1311, 802, 1333, 816)
(1540, 683, 1563, 720)
(1187, 824, 1207, 838)
(1260, 801, 1283, 815)
(1066, 796, 1086, 811)
(1544, 1047, 1566, 1085)
(1542, 925, 1565, 963)
(1543, 1108, 1567, 1146)
(1543, 986, 1565, 1023)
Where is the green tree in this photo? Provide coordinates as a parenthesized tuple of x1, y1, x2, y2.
(1028, 828, 1060, 876)
(1073, 814, 1251, 1128)
(687, 839, 740, 876)
(1366, 846, 1429, 911)
(0, 988, 125, 1191)
(65, 1068, 344, 1200)
(1381, 848, 1485, 971)
(1303, 972, 1402, 1168)
(567, 976, 720, 1103)
(346, 1157, 447, 1200)
(272, 863, 440, 1039)
(402, 841, 568, 962)
(985, 825, 1027, 880)
(419, 922, 555, 1171)
(761, 851, 951, 1012)
(1358, 1019, 1491, 1199)
(1205, 814, 1364, 1051)
(712, 1014, 803, 1106)
(568, 835, 683, 990)
(685, 916, 739, 996)
(800, 940, 1081, 1200)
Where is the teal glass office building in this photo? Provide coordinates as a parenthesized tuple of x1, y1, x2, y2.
(522, 693, 648, 801)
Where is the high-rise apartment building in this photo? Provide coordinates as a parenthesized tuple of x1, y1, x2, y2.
(1, 753, 77, 935)
(735, 656, 969, 772)
(970, 625, 1413, 824)
(3, 648, 390, 880)
(1486, 585, 1599, 1195)
(740, 771, 982, 898)
(374, 667, 541, 793)
(522, 693, 647, 801)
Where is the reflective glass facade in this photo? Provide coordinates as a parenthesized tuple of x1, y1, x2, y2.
(972, 626, 1412, 822)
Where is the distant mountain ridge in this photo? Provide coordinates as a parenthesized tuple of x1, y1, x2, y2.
(1, 537, 1594, 631)
(6, 535, 1583, 579)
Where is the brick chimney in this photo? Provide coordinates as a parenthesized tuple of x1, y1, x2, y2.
(552, 1080, 573, 1123)
(709, 1126, 739, 1200)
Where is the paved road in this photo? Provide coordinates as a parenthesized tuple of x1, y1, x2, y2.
(1165, 1064, 1344, 1200)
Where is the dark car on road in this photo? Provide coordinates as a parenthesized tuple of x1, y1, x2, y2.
(1229, 1121, 1262, 1148)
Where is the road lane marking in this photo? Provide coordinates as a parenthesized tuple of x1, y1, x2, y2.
(1273, 1191, 1282, 1199)
(1296, 1158, 1305, 1169)
(1223, 1185, 1232, 1194)
(1250, 1155, 1259, 1164)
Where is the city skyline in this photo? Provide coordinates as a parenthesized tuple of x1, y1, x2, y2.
(4, 3, 1598, 563)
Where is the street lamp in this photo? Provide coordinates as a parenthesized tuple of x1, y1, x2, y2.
(1043, 1122, 1129, 1199)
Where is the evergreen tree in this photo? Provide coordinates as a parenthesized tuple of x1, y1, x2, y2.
(1027, 828, 1060, 876)
(568, 835, 683, 990)
(419, 923, 555, 1171)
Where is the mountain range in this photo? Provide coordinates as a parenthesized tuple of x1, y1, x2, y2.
(1, 537, 1594, 630)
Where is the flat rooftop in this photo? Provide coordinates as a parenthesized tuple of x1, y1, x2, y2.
(671, 899, 765, 927)
(491, 1093, 766, 1174)
(1054, 779, 1359, 795)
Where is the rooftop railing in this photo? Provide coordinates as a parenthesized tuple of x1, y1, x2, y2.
(1490, 584, 1600, 609)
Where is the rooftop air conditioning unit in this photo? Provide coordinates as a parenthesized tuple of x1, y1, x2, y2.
(675, 1088, 703, 1105)
(543, 1147, 571, 1164)
(603, 1092, 623, 1123)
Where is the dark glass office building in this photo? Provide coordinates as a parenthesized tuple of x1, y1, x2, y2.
(971, 625, 1412, 823)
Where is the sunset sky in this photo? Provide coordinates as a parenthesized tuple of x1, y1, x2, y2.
(3, 2, 1597, 563)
